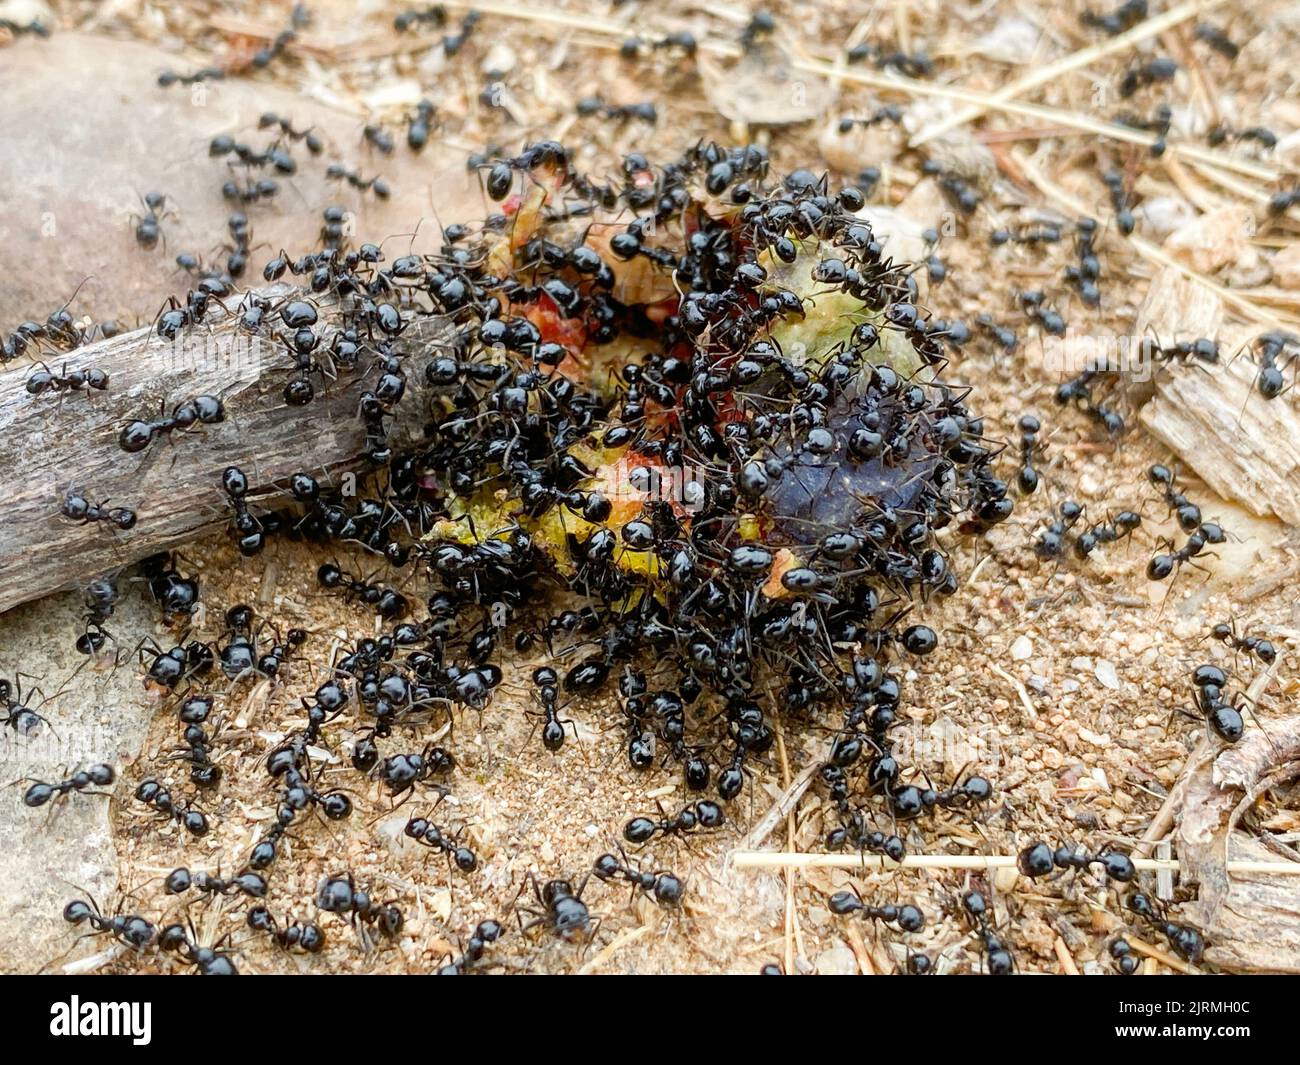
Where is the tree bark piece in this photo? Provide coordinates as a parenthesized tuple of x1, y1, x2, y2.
(1139, 356, 1300, 528)
(0, 295, 445, 615)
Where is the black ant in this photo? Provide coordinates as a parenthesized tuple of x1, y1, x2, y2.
(623, 799, 725, 844)
(405, 813, 477, 872)
(140, 638, 214, 692)
(887, 774, 992, 820)
(593, 851, 684, 907)
(1119, 56, 1177, 98)
(77, 576, 122, 656)
(1017, 289, 1066, 337)
(1081, 0, 1147, 35)
(317, 563, 409, 619)
(259, 111, 323, 153)
(222, 177, 280, 204)
(394, 5, 447, 32)
(1033, 499, 1084, 560)
(1194, 22, 1238, 60)
(1016, 841, 1136, 882)
(407, 100, 436, 151)
(1015, 414, 1042, 495)
(1103, 169, 1136, 234)
(962, 890, 1015, 974)
(975, 314, 1018, 350)
(133, 191, 169, 249)
(1207, 125, 1277, 151)
(164, 867, 267, 900)
(134, 778, 209, 835)
(1268, 186, 1300, 217)
(251, 15, 299, 70)
(326, 163, 391, 199)
(63, 897, 155, 951)
(1210, 621, 1277, 665)
(25, 363, 108, 397)
(1125, 890, 1204, 963)
(1183, 663, 1245, 743)
(528, 665, 575, 751)
(1147, 464, 1208, 533)
(1073, 511, 1142, 559)
(376, 744, 454, 800)
(828, 888, 926, 932)
(247, 906, 326, 953)
(1251, 332, 1297, 398)
(316, 873, 404, 947)
(437, 919, 504, 974)
(221, 466, 271, 556)
(1064, 217, 1102, 306)
(517, 875, 596, 943)
(60, 493, 137, 531)
(158, 66, 225, 87)
(575, 96, 657, 124)
(118, 394, 225, 453)
(1146, 525, 1222, 583)
(142, 552, 200, 625)
(363, 123, 395, 154)
(22, 764, 115, 808)
(158, 922, 239, 974)
(1, 676, 51, 737)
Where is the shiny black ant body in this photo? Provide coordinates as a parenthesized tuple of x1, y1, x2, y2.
(25, 363, 108, 397)
(1081, 0, 1147, 35)
(375, 744, 454, 799)
(22, 764, 115, 808)
(1210, 621, 1277, 665)
(159, 923, 239, 974)
(1016, 841, 1136, 881)
(316, 873, 404, 946)
(1185, 663, 1245, 743)
(1251, 332, 1297, 398)
(1119, 56, 1178, 98)
(140, 638, 214, 692)
(517, 875, 595, 943)
(828, 889, 926, 932)
(247, 905, 326, 953)
(593, 851, 684, 907)
(142, 552, 200, 625)
(118, 395, 225, 453)
(962, 890, 1015, 974)
(407, 100, 436, 151)
(326, 163, 391, 199)
(1015, 414, 1042, 495)
(624, 799, 725, 844)
(63, 897, 155, 950)
(2, 677, 50, 737)
(133, 191, 169, 250)
(221, 467, 272, 556)
(887, 774, 992, 820)
(318, 563, 409, 619)
(1073, 511, 1142, 559)
(164, 867, 267, 900)
(437, 919, 504, 974)
(258, 111, 323, 153)
(60, 493, 137, 531)
(405, 813, 477, 872)
(134, 778, 209, 835)
(1125, 890, 1205, 963)
(1033, 499, 1084, 560)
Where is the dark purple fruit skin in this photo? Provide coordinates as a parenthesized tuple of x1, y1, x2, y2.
(764, 388, 939, 545)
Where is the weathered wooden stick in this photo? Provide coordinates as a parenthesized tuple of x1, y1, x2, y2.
(0, 293, 447, 615)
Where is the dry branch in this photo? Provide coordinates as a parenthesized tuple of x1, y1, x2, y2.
(0, 295, 446, 614)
